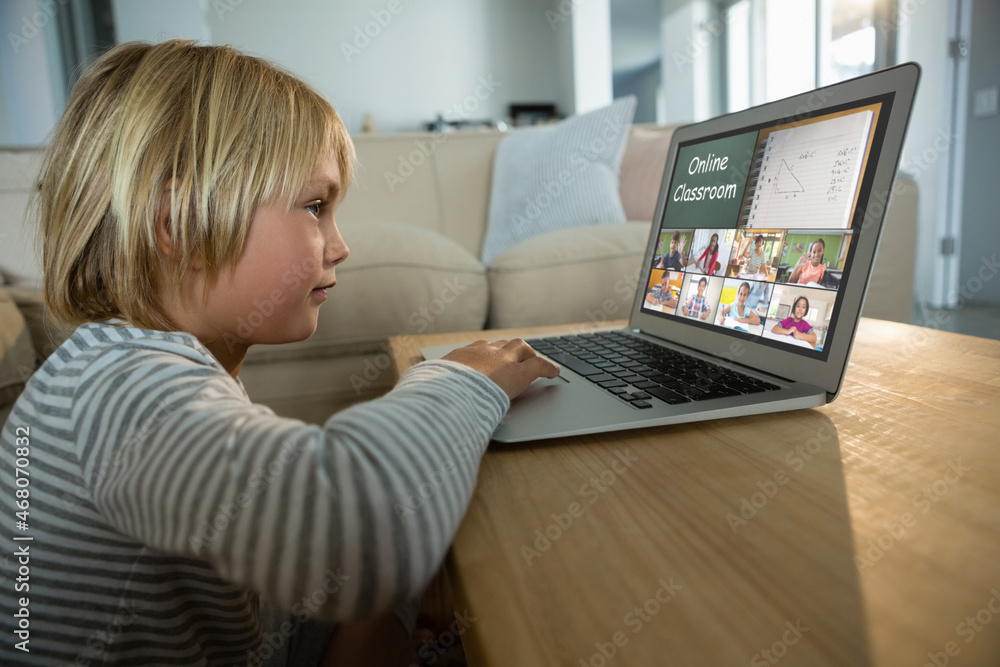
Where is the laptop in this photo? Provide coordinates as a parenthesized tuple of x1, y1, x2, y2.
(422, 63, 920, 443)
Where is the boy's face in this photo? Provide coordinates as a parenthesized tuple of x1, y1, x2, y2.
(697, 281, 706, 296)
(191, 151, 349, 348)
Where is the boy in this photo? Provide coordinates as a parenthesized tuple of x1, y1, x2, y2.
(0, 40, 556, 666)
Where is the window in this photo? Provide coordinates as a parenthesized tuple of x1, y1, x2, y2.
(723, 0, 895, 113)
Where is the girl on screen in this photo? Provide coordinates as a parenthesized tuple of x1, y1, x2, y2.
(770, 296, 818, 346)
(789, 239, 826, 285)
(717, 281, 761, 327)
(696, 233, 721, 275)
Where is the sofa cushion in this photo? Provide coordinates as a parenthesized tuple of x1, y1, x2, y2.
(0, 286, 37, 411)
(479, 96, 637, 266)
(244, 221, 488, 364)
(2, 286, 72, 360)
(487, 221, 653, 329)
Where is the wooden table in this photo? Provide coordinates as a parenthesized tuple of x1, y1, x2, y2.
(390, 318, 1000, 667)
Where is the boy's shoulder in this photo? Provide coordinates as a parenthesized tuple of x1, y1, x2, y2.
(48, 321, 224, 375)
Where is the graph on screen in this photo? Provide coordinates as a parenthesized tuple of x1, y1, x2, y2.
(742, 110, 875, 229)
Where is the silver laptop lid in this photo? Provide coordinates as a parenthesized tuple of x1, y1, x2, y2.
(628, 63, 920, 400)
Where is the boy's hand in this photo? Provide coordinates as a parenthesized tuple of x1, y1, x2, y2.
(442, 339, 560, 401)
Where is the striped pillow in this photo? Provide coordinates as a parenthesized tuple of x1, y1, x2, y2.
(480, 96, 637, 266)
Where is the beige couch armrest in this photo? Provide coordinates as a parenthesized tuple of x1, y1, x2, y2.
(3, 286, 73, 361)
(1, 287, 38, 412)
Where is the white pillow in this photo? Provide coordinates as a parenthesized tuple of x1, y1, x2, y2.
(480, 96, 637, 266)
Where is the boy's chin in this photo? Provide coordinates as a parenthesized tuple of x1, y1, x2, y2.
(254, 321, 320, 346)
(286, 321, 320, 343)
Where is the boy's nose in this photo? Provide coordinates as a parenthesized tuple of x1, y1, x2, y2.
(326, 223, 349, 267)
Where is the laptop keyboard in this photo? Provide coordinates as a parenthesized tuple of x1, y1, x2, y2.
(526, 331, 780, 409)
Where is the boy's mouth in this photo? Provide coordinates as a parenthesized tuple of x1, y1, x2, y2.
(311, 280, 336, 298)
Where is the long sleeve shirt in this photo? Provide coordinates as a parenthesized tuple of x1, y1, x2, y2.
(0, 321, 507, 665)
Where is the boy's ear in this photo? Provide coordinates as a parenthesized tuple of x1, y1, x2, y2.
(154, 181, 178, 259)
(155, 182, 203, 269)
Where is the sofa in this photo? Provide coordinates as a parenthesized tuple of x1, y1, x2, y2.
(1, 125, 917, 426)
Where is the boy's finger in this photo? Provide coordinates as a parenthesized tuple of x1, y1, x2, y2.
(513, 340, 553, 365)
(526, 357, 562, 378)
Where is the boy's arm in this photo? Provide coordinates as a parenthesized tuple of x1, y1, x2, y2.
(82, 348, 508, 625)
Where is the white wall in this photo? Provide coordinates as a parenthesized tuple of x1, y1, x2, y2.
(112, 0, 579, 133)
(659, 0, 716, 124)
(957, 0, 1000, 305)
(0, 55, 12, 145)
(896, 0, 956, 309)
(568, 0, 613, 114)
(0, 0, 63, 146)
(1, 0, 619, 142)
(554, 1, 577, 117)
(111, 0, 209, 43)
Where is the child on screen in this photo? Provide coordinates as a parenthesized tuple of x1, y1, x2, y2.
(0, 40, 556, 666)
(771, 296, 819, 346)
(789, 238, 827, 285)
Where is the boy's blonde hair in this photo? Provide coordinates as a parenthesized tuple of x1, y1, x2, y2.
(35, 40, 354, 330)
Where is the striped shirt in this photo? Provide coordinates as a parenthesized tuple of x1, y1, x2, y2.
(745, 249, 767, 274)
(0, 321, 508, 665)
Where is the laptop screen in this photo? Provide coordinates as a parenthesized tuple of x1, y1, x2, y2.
(639, 94, 893, 360)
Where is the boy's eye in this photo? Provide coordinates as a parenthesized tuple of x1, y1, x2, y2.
(305, 201, 323, 217)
